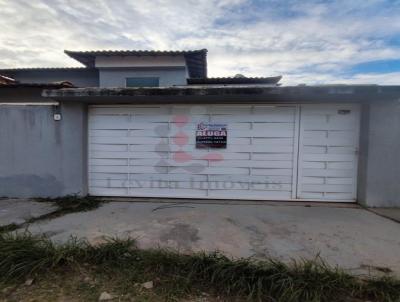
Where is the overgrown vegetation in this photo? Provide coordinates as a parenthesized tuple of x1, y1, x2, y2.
(0, 196, 104, 234)
(0, 232, 399, 302)
(35, 195, 103, 217)
(0, 223, 19, 234)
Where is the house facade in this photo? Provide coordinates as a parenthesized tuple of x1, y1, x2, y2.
(0, 49, 399, 207)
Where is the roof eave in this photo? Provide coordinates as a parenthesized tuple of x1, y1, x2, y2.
(64, 50, 95, 67)
(187, 76, 282, 85)
(64, 49, 208, 77)
(0, 82, 75, 88)
(41, 85, 400, 103)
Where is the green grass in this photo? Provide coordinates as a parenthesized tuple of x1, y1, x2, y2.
(0, 232, 399, 301)
(0, 223, 19, 234)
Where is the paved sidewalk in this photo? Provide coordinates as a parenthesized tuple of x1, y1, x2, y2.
(22, 201, 400, 276)
(0, 198, 57, 226)
(369, 208, 400, 223)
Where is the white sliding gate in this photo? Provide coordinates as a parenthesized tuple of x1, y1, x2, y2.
(88, 104, 360, 202)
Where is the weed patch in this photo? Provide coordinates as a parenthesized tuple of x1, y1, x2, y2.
(0, 196, 104, 234)
(0, 232, 399, 301)
(0, 223, 19, 234)
(35, 195, 103, 217)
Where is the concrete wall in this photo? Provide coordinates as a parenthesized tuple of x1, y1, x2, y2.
(1, 87, 399, 206)
(0, 103, 87, 198)
(358, 101, 400, 207)
(99, 67, 187, 87)
(1, 69, 99, 87)
(0, 87, 48, 102)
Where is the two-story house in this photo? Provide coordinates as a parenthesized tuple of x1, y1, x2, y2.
(0, 49, 399, 208)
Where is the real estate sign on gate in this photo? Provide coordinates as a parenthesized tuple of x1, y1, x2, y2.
(196, 122, 227, 148)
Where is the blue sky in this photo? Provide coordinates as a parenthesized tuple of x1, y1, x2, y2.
(0, 0, 400, 84)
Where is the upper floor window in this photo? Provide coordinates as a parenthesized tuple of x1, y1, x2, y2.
(126, 77, 159, 87)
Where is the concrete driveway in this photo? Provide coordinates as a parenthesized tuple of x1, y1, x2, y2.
(19, 200, 400, 276)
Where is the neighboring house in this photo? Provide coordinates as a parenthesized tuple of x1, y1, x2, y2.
(0, 74, 16, 85)
(0, 49, 399, 208)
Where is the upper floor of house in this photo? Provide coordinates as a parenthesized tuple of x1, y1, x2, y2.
(0, 49, 283, 88)
(0, 49, 208, 88)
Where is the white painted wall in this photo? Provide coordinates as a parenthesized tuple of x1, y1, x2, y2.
(99, 68, 187, 87)
(95, 55, 186, 68)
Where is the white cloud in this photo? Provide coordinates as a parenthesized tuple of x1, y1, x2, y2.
(0, 0, 399, 84)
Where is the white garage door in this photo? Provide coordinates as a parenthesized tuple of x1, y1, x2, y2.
(89, 105, 299, 200)
(88, 104, 360, 202)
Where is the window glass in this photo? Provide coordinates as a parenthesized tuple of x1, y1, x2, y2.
(126, 77, 159, 87)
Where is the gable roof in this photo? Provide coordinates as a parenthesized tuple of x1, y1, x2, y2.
(187, 76, 282, 85)
(0, 81, 74, 88)
(0, 67, 88, 72)
(0, 74, 16, 85)
(64, 49, 208, 78)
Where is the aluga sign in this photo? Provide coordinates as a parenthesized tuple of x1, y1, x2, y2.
(196, 123, 227, 148)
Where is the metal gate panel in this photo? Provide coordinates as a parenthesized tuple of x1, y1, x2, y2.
(296, 104, 360, 201)
(88, 104, 299, 200)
